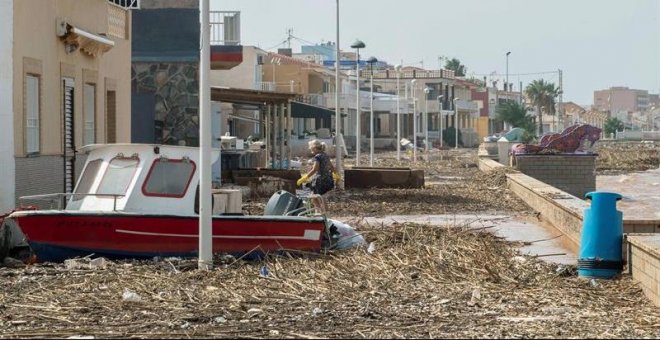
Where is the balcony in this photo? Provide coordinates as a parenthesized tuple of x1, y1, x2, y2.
(210, 11, 243, 70)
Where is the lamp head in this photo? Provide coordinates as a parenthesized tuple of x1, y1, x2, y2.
(438, 95, 444, 100)
(423, 87, 431, 94)
(350, 40, 366, 49)
(453, 97, 460, 102)
(506, 51, 511, 56)
(366, 56, 378, 64)
(394, 64, 402, 71)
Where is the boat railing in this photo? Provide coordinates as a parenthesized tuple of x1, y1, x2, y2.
(18, 193, 126, 211)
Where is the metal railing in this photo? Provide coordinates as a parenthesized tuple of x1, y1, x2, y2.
(210, 11, 241, 45)
(19, 193, 126, 211)
(108, 0, 140, 9)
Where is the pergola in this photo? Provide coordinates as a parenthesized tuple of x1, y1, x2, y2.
(210, 87, 300, 169)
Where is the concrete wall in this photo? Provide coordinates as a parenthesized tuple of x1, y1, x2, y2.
(0, 0, 15, 212)
(210, 46, 260, 90)
(513, 155, 596, 199)
(627, 235, 660, 307)
(480, 156, 660, 306)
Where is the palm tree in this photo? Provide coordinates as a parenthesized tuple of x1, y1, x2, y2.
(525, 79, 561, 135)
(495, 101, 537, 142)
(444, 58, 466, 77)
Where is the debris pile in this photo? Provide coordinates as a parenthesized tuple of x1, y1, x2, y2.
(0, 223, 656, 338)
(244, 150, 529, 217)
(596, 142, 660, 174)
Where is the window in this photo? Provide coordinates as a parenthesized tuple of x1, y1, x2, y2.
(106, 90, 117, 143)
(97, 156, 139, 196)
(73, 159, 103, 200)
(142, 158, 196, 197)
(25, 75, 40, 154)
(83, 83, 96, 146)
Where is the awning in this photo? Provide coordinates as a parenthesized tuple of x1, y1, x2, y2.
(59, 21, 115, 57)
(291, 102, 335, 119)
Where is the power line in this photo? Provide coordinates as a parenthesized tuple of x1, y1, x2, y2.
(472, 70, 559, 77)
(264, 39, 289, 51)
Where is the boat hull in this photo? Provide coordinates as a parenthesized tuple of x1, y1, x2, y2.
(9, 211, 327, 262)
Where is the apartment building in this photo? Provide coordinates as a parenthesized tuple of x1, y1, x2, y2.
(594, 86, 650, 113)
(1, 0, 133, 212)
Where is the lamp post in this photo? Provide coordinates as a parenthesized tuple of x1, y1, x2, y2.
(423, 87, 431, 156)
(438, 95, 444, 147)
(453, 97, 459, 149)
(198, 0, 212, 270)
(350, 39, 365, 166)
(539, 106, 545, 136)
(367, 56, 378, 166)
(506, 51, 511, 91)
(334, 0, 342, 185)
(395, 64, 402, 161)
(411, 79, 417, 163)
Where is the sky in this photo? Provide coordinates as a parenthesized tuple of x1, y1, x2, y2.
(213, 0, 660, 106)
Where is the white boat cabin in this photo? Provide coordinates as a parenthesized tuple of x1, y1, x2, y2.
(66, 144, 219, 216)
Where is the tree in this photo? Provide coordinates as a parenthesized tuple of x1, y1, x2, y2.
(524, 79, 561, 135)
(495, 101, 537, 142)
(444, 58, 466, 77)
(604, 117, 624, 136)
(442, 127, 462, 147)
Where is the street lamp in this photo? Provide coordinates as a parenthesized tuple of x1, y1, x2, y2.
(334, 0, 342, 186)
(438, 95, 444, 147)
(198, 0, 212, 270)
(423, 87, 431, 156)
(539, 106, 545, 135)
(367, 56, 378, 167)
(350, 39, 365, 166)
(506, 51, 511, 91)
(411, 79, 417, 163)
(395, 64, 402, 161)
(453, 97, 460, 149)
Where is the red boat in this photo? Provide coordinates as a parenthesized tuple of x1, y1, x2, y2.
(1, 144, 360, 263)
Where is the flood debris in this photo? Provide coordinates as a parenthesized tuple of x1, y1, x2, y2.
(0, 223, 656, 338)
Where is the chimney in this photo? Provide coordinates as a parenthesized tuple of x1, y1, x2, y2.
(277, 48, 292, 57)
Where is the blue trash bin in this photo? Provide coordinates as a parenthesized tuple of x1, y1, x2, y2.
(577, 191, 624, 278)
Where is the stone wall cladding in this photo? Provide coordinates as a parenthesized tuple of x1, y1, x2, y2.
(132, 62, 199, 146)
(627, 235, 660, 307)
(513, 155, 596, 199)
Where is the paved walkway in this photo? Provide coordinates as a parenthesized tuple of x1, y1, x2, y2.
(338, 214, 577, 265)
(597, 167, 660, 220)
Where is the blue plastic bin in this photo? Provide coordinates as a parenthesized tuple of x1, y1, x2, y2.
(577, 191, 624, 278)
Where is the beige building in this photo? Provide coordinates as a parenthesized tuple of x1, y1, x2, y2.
(1, 0, 133, 211)
(594, 86, 650, 113)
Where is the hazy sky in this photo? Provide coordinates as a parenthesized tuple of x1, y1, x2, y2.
(213, 0, 660, 105)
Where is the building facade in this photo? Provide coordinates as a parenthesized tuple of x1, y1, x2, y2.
(1, 0, 132, 211)
(594, 86, 650, 113)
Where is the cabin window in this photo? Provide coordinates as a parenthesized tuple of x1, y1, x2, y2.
(73, 159, 103, 200)
(97, 156, 139, 196)
(142, 158, 196, 198)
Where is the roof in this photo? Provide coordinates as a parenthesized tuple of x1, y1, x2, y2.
(210, 87, 298, 105)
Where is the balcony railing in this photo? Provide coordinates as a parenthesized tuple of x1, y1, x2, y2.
(210, 11, 241, 45)
(108, 0, 139, 9)
(107, 3, 128, 39)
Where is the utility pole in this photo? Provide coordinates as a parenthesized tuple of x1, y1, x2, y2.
(558, 69, 563, 130)
(334, 0, 343, 186)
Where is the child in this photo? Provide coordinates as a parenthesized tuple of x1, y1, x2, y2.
(297, 139, 340, 213)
